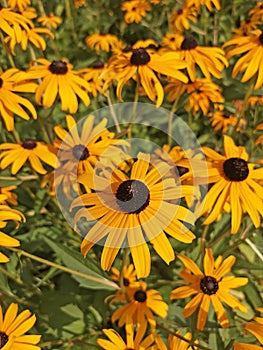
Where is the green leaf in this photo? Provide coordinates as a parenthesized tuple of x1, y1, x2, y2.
(44, 237, 118, 291)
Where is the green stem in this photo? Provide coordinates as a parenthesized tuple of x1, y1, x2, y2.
(106, 92, 121, 134)
(0, 31, 16, 68)
(7, 247, 119, 289)
(64, 0, 78, 46)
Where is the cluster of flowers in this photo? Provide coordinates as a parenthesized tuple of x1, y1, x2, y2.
(0, 0, 263, 349)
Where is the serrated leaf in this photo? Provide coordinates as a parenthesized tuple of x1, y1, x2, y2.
(44, 237, 118, 291)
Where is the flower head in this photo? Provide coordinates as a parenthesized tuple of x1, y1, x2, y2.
(171, 248, 248, 330)
(208, 110, 238, 134)
(37, 13, 62, 29)
(121, 0, 151, 24)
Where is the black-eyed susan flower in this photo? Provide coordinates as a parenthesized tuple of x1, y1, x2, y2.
(111, 264, 137, 288)
(232, 18, 259, 37)
(208, 110, 238, 134)
(249, 2, 263, 22)
(256, 123, 263, 145)
(112, 281, 168, 329)
(74, 0, 85, 8)
(165, 77, 224, 116)
(156, 331, 198, 350)
(0, 68, 37, 131)
(98, 316, 157, 349)
(174, 34, 228, 81)
(37, 13, 62, 29)
(169, 5, 198, 32)
(234, 308, 263, 350)
(0, 5, 32, 38)
(0, 139, 57, 175)
(248, 95, 263, 107)
(72, 152, 196, 278)
(196, 135, 263, 233)
(78, 61, 106, 97)
(7, 0, 31, 12)
(5, 26, 54, 54)
(105, 41, 188, 107)
(161, 33, 184, 51)
(187, 0, 221, 11)
(25, 58, 91, 113)
(0, 186, 17, 206)
(171, 248, 248, 331)
(121, 0, 151, 24)
(0, 302, 41, 349)
(85, 33, 122, 54)
(224, 29, 263, 90)
(54, 114, 126, 176)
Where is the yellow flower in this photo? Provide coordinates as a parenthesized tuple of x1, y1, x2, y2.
(0, 6, 32, 38)
(169, 5, 197, 32)
(98, 316, 157, 349)
(25, 58, 91, 113)
(0, 139, 57, 175)
(234, 308, 263, 350)
(0, 303, 41, 349)
(105, 41, 188, 107)
(54, 114, 126, 176)
(5, 26, 54, 54)
(256, 123, 263, 145)
(78, 61, 106, 97)
(0, 68, 37, 131)
(37, 13, 62, 29)
(156, 331, 199, 350)
(224, 29, 263, 90)
(74, 0, 85, 8)
(0, 186, 17, 206)
(171, 248, 248, 331)
(249, 2, 263, 22)
(85, 33, 122, 54)
(7, 0, 31, 12)
(72, 152, 196, 278)
(121, 0, 151, 24)
(0, 229, 20, 263)
(112, 281, 168, 329)
(197, 135, 263, 233)
(247, 95, 263, 107)
(208, 110, 238, 134)
(165, 77, 224, 116)
(175, 34, 228, 81)
(161, 33, 184, 51)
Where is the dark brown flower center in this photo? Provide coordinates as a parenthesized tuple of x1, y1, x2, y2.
(72, 144, 89, 161)
(259, 33, 263, 45)
(134, 290, 147, 302)
(130, 48, 151, 66)
(92, 61, 104, 69)
(223, 157, 249, 181)
(123, 278, 130, 287)
(49, 60, 68, 74)
(22, 139, 37, 149)
(200, 276, 218, 295)
(181, 35, 198, 50)
(177, 8, 183, 14)
(123, 45, 132, 52)
(223, 112, 230, 119)
(0, 78, 3, 88)
(0, 332, 9, 348)
(176, 166, 188, 176)
(115, 180, 150, 214)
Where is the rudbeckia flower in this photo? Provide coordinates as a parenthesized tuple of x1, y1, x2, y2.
(256, 123, 263, 145)
(0, 5, 32, 38)
(37, 13, 62, 29)
(74, 0, 85, 8)
(105, 41, 188, 107)
(248, 95, 263, 107)
(170, 248, 248, 331)
(112, 281, 168, 329)
(0, 139, 57, 175)
(165, 77, 224, 116)
(0, 230, 20, 263)
(25, 58, 91, 113)
(208, 110, 238, 134)
(72, 152, 196, 278)
(0, 68, 37, 131)
(78, 61, 106, 97)
(85, 33, 122, 53)
(54, 114, 127, 176)
(169, 5, 197, 32)
(174, 34, 228, 81)
(0, 303, 41, 349)
(234, 308, 263, 350)
(224, 29, 263, 90)
(161, 33, 183, 51)
(249, 2, 263, 22)
(121, 0, 151, 24)
(196, 135, 263, 233)
(7, 0, 31, 12)
(187, 0, 221, 11)
(98, 316, 156, 349)
(0, 186, 17, 206)
(156, 331, 198, 350)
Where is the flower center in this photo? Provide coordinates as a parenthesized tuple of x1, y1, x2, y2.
(223, 112, 230, 119)
(92, 61, 104, 69)
(123, 45, 132, 52)
(176, 166, 188, 176)
(134, 290, 147, 302)
(115, 180, 150, 214)
(22, 139, 37, 150)
(259, 33, 263, 45)
(130, 48, 151, 66)
(123, 278, 130, 287)
(223, 157, 249, 181)
(72, 144, 90, 161)
(177, 8, 183, 14)
(0, 78, 3, 88)
(200, 276, 218, 295)
(181, 35, 198, 50)
(0, 332, 9, 348)
(49, 60, 68, 74)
